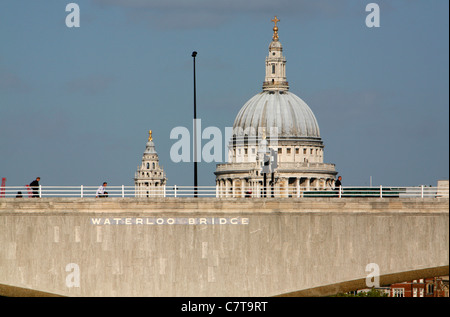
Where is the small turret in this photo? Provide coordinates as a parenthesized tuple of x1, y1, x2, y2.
(134, 130, 167, 197)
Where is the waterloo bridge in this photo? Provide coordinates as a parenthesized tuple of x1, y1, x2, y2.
(0, 184, 448, 297)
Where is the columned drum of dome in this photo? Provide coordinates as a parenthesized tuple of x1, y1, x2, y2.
(215, 17, 337, 198)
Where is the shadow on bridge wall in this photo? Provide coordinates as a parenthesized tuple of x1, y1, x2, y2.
(1, 266, 448, 297)
(277, 265, 449, 297)
(0, 283, 63, 297)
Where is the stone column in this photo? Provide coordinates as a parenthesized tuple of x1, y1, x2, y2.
(218, 179, 223, 197)
(283, 178, 288, 197)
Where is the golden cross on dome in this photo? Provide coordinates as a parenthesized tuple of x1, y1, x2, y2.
(271, 16, 280, 40)
(271, 16, 280, 27)
(148, 130, 153, 141)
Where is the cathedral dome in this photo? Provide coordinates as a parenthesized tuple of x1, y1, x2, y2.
(231, 16, 321, 142)
(215, 16, 337, 198)
(233, 90, 321, 140)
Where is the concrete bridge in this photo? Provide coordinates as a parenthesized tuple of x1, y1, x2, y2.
(0, 197, 448, 297)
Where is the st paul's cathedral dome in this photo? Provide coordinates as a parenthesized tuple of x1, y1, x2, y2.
(215, 16, 337, 197)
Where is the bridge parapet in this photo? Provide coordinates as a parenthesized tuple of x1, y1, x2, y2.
(0, 197, 448, 296)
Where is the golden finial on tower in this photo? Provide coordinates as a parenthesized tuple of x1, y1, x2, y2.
(148, 130, 153, 141)
(271, 16, 280, 41)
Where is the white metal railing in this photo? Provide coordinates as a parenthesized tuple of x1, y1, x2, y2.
(0, 185, 448, 199)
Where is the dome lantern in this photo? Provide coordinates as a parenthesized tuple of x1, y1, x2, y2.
(263, 16, 289, 92)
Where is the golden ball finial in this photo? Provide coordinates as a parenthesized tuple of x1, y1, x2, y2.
(271, 16, 280, 41)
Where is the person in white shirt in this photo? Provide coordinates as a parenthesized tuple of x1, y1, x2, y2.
(96, 182, 108, 198)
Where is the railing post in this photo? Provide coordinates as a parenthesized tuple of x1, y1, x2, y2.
(20, 184, 444, 199)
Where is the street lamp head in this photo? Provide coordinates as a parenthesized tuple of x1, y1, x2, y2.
(192, 51, 197, 58)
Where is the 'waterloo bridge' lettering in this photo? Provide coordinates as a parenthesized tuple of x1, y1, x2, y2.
(90, 217, 250, 225)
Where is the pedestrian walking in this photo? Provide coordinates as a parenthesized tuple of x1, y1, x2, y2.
(335, 176, 342, 190)
(29, 177, 40, 198)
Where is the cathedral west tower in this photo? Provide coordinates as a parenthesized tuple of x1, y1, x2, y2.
(134, 130, 167, 197)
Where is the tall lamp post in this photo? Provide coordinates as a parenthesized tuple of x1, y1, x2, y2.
(192, 51, 198, 197)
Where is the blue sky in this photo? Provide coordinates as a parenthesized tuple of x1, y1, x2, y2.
(0, 0, 448, 187)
